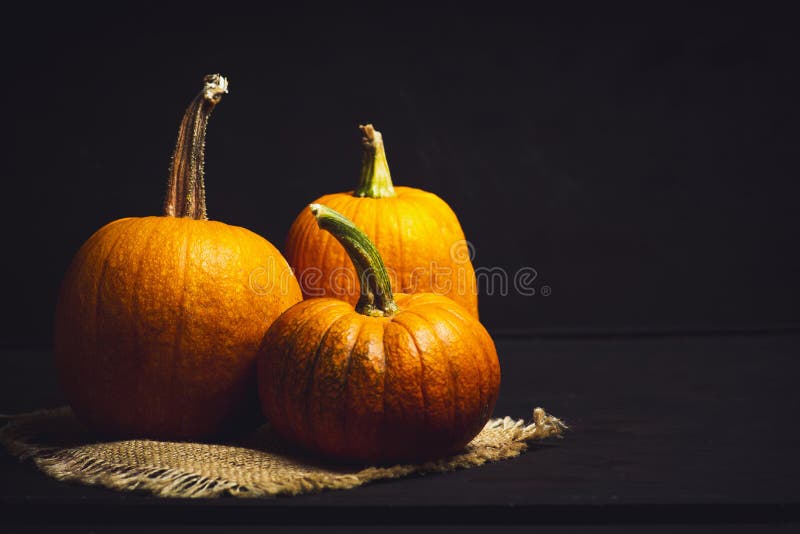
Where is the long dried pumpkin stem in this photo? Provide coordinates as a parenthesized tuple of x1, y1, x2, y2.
(354, 124, 396, 198)
(310, 204, 398, 317)
(163, 74, 228, 220)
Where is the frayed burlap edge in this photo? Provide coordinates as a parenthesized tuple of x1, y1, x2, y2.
(0, 407, 567, 498)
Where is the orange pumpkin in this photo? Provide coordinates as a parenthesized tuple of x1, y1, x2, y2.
(259, 204, 500, 463)
(54, 75, 302, 439)
(285, 125, 479, 318)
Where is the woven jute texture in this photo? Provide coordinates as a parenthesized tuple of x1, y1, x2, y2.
(0, 407, 566, 498)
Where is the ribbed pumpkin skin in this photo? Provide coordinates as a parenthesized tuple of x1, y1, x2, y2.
(54, 216, 303, 439)
(257, 293, 500, 463)
(285, 187, 479, 318)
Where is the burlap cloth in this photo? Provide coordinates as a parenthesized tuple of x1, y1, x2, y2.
(0, 407, 566, 498)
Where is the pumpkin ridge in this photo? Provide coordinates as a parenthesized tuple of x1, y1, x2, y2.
(390, 196, 404, 292)
(340, 316, 365, 457)
(70, 219, 123, 328)
(261, 305, 314, 439)
(60, 220, 125, 415)
(390, 316, 430, 444)
(226, 223, 246, 294)
(129, 220, 167, 428)
(278, 301, 345, 445)
(401, 196, 437, 295)
(401, 308, 458, 445)
(441, 303, 500, 402)
(343, 317, 388, 458)
(380, 323, 392, 452)
(299, 308, 349, 452)
(98, 219, 157, 432)
(93, 219, 139, 384)
(169, 218, 193, 424)
(431, 305, 489, 441)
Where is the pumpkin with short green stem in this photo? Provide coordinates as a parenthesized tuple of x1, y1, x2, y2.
(285, 124, 479, 318)
(54, 75, 302, 440)
(258, 204, 500, 463)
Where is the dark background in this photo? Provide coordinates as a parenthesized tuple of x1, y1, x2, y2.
(4, 3, 799, 347)
(3, 5, 800, 529)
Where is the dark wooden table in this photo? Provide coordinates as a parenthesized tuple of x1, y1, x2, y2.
(2, 333, 799, 531)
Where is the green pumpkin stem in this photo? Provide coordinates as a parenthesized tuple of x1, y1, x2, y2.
(310, 204, 398, 317)
(163, 74, 228, 220)
(354, 124, 397, 198)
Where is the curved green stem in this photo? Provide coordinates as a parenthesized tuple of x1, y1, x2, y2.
(310, 203, 398, 317)
(163, 74, 228, 220)
(354, 124, 396, 198)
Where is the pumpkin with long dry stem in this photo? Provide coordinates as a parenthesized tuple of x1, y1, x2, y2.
(285, 125, 479, 317)
(54, 75, 302, 439)
(258, 204, 500, 463)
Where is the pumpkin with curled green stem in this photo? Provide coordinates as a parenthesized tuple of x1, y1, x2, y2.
(259, 204, 499, 463)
